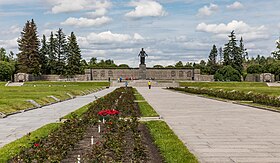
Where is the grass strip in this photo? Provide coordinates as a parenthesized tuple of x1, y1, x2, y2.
(145, 121, 198, 163)
(133, 88, 158, 117)
(0, 123, 61, 162)
(0, 81, 108, 114)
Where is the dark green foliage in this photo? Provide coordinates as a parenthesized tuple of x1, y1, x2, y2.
(175, 61, 184, 68)
(0, 48, 10, 62)
(39, 35, 49, 74)
(240, 37, 248, 61)
(153, 65, 164, 68)
(66, 32, 82, 76)
(118, 64, 129, 68)
(272, 39, 280, 60)
(223, 31, 243, 73)
(214, 65, 241, 81)
(207, 45, 219, 74)
(47, 32, 57, 74)
(0, 61, 15, 81)
(54, 28, 67, 75)
(17, 19, 41, 75)
(247, 64, 263, 74)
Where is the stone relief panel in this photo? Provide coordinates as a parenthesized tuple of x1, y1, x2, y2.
(171, 71, 176, 77)
(93, 71, 98, 78)
(108, 70, 113, 77)
(187, 71, 192, 77)
(100, 70, 105, 78)
(179, 71, 184, 78)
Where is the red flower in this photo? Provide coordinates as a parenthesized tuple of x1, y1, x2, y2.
(107, 121, 113, 125)
(98, 109, 120, 116)
(34, 143, 40, 147)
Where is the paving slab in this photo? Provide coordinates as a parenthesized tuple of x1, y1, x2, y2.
(136, 87, 280, 163)
(0, 87, 116, 148)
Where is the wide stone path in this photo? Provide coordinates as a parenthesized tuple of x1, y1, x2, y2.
(0, 87, 115, 148)
(137, 87, 280, 163)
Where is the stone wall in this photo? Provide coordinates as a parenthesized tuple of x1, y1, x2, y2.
(14, 73, 90, 82)
(194, 74, 214, 81)
(87, 68, 214, 81)
(88, 68, 200, 80)
(245, 73, 275, 82)
(14, 68, 214, 82)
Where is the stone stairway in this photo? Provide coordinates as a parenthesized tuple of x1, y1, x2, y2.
(110, 80, 179, 87)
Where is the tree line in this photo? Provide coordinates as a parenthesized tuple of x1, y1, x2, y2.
(156, 31, 280, 81)
(0, 19, 132, 81)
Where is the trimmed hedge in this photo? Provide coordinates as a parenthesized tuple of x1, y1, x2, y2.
(169, 87, 280, 107)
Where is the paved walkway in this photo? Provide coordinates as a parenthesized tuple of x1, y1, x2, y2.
(137, 87, 280, 163)
(0, 87, 115, 148)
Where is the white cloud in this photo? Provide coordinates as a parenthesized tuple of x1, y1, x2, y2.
(125, 0, 167, 18)
(196, 20, 269, 41)
(1, 25, 21, 34)
(197, 3, 218, 16)
(227, 1, 244, 10)
(0, 38, 18, 50)
(84, 31, 144, 43)
(87, 8, 107, 18)
(61, 16, 111, 27)
(47, 0, 112, 14)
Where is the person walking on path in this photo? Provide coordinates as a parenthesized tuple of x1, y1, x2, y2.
(148, 81, 151, 89)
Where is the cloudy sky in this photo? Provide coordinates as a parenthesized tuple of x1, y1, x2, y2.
(0, 0, 279, 67)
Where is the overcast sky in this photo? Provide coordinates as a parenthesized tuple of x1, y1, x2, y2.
(0, 0, 279, 67)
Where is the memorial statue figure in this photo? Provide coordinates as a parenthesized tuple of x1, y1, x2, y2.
(138, 48, 148, 65)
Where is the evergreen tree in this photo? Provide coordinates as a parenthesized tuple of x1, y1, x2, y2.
(47, 32, 57, 74)
(207, 45, 219, 74)
(39, 35, 49, 74)
(240, 37, 248, 61)
(223, 31, 243, 73)
(218, 47, 223, 64)
(66, 32, 82, 76)
(272, 39, 280, 60)
(55, 28, 67, 75)
(17, 19, 41, 75)
(208, 45, 218, 66)
(175, 61, 184, 68)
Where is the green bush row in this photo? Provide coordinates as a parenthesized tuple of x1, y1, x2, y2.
(169, 87, 280, 107)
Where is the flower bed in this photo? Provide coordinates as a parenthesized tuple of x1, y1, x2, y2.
(10, 87, 162, 162)
(168, 87, 280, 108)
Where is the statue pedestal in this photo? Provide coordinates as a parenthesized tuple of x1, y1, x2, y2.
(139, 64, 147, 80)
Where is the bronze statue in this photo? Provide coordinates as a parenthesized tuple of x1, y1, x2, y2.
(138, 48, 148, 65)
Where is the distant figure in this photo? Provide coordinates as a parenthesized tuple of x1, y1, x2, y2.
(108, 77, 111, 82)
(148, 81, 151, 89)
(120, 77, 122, 82)
(138, 48, 148, 65)
(125, 81, 128, 87)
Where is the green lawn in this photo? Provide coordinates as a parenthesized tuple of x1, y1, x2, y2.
(145, 121, 198, 163)
(180, 82, 280, 97)
(0, 81, 109, 114)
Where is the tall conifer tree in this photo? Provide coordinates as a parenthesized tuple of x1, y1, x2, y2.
(47, 32, 57, 74)
(66, 32, 82, 76)
(55, 28, 67, 75)
(39, 35, 49, 74)
(17, 19, 41, 75)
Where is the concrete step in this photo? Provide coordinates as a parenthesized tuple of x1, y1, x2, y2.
(6, 82, 24, 87)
